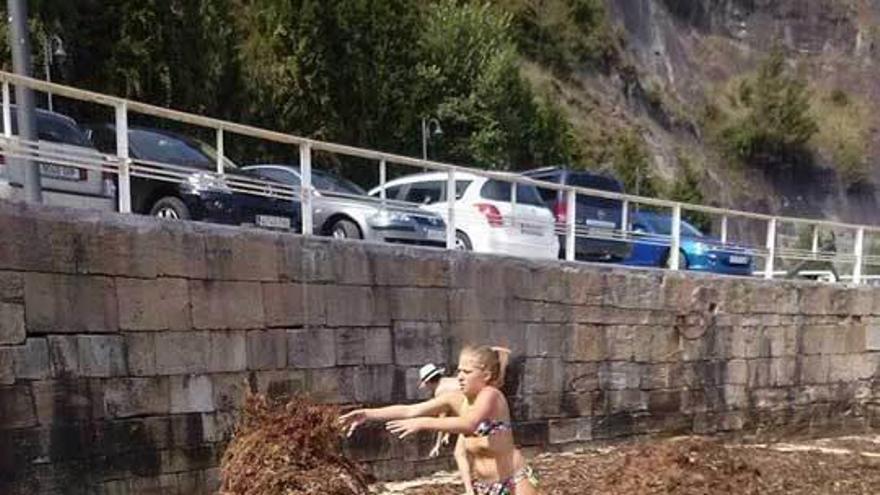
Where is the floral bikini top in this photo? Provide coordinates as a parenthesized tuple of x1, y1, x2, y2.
(462, 398, 512, 437)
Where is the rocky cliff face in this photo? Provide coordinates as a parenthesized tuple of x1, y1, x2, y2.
(582, 0, 880, 226)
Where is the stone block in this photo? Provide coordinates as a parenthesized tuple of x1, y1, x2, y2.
(308, 367, 356, 404)
(448, 289, 508, 322)
(525, 324, 567, 358)
(73, 221, 159, 278)
(372, 249, 448, 287)
(647, 390, 682, 414)
(803, 325, 845, 355)
(124, 333, 156, 376)
(170, 375, 215, 414)
(605, 326, 635, 361)
(203, 230, 282, 281)
(393, 321, 445, 366)
(46, 335, 78, 377)
(117, 277, 190, 331)
(0, 302, 24, 345)
(77, 335, 126, 377)
(104, 377, 170, 418)
(724, 359, 748, 385)
(328, 243, 372, 286)
(604, 272, 665, 310)
(519, 358, 565, 395)
(563, 362, 600, 393)
(288, 328, 336, 368)
(246, 330, 287, 370)
(567, 270, 605, 305)
(262, 282, 325, 327)
(32, 379, 105, 425)
(0, 205, 79, 273)
(766, 326, 798, 357)
(602, 389, 648, 414)
(155, 332, 209, 375)
(354, 365, 396, 403)
(190, 281, 263, 330)
(325, 285, 390, 327)
(24, 273, 118, 334)
(597, 361, 640, 391)
(640, 363, 672, 390)
(335, 327, 392, 366)
(868, 323, 880, 351)
(0, 271, 23, 302)
(644, 326, 679, 362)
(750, 388, 788, 410)
(153, 223, 208, 279)
(212, 372, 250, 411)
(13, 338, 50, 380)
(208, 331, 247, 373)
(800, 355, 831, 384)
(387, 288, 448, 322)
(0, 346, 13, 385)
(799, 286, 834, 315)
(0, 383, 37, 428)
(255, 369, 307, 400)
(565, 324, 603, 362)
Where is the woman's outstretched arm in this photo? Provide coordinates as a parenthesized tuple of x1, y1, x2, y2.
(385, 388, 498, 437)
(339, 395, 453, 436)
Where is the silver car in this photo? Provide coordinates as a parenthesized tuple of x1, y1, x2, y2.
(241, 164, 447, 247)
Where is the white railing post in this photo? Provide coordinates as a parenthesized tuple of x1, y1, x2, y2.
(446, 169, 456, 249)
(811, 225, 819, 258)
(2, 82, 10, 138)
(669, 204, 682, 270)
(565, 189, 576, 261)
(765, 217, 777, 279)
(854, 227, 865, 285)
(216, 128, 225, 175)
(299, 143, 313, 236)
(115, 102, 131, 213)
(379, 159, 387, 213)
(621, 199, 629, 240)
(720, 215, 728, 245)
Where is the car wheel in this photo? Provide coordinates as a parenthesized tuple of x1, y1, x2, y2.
(455, 230, 472, 251)
(329, 218, 362, 240)
(149, 196, 191, 220)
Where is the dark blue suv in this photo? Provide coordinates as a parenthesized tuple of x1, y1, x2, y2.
(87, 125, 300, 231)
(522, 167, 631, 261)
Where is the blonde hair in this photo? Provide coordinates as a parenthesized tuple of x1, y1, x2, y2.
(461, 345, 511, 388)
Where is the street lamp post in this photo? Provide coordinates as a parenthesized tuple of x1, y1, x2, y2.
(421, 117, 443, 160)
(42, 33, 66, 113)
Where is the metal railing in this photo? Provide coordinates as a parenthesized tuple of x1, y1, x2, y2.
(0, 70, 878, 284)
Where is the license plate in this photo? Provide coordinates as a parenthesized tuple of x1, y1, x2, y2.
(585, 219, 615, 230)
(729, 255, 749, 265)
(520, 223, 543, 236)
(425, 228, 446, 241)
(40, 163, 82, 181)
(255, 215, 291, 229)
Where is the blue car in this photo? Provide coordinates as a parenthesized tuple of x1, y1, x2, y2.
(623, 211, 754, 276)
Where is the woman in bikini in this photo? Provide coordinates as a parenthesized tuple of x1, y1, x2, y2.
(340, 345, 541, 495)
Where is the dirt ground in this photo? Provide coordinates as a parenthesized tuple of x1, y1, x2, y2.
(374, 435, 880, 495)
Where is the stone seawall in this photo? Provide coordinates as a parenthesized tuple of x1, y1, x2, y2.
(1, 200, 879, 494)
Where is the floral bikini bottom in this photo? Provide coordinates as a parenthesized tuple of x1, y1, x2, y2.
(472, 465, 539, 495)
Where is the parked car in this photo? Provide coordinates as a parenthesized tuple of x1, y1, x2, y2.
(623, 211, 754, 276)
(368, 172, 558, 259)
(0, 106, 115, 210)
(241, 164, 447, 247)
(86, 125, 300, 231)
(522, 167, 631, 262)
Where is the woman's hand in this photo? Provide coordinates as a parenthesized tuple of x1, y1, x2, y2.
(385, 418, 425, 439)
(338, 409, 369, 437)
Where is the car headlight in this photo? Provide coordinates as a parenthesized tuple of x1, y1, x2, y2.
(185, 172, 231, 193)
(689, 242, 709, 256)
(370, 210, 413, 226)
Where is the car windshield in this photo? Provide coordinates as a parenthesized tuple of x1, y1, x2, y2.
(129, 129, 227, 170)
(312, 169, 366, 195)
(568, 172, 623, 209)
(643, 214, 704, 237)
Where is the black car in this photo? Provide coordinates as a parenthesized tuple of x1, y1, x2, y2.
(522, 167, 631, 261)
(86, 125, 300, 231)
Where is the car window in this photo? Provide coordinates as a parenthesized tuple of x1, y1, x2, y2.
(567, 172, 623, 209)
(405, 181, 444, 204)
(129, 129, 215, 170)
(454, 180, 472, 200)
(249, 168, 298, 185)
(479, 180, 546, 206)
(1, 111, 90, 147)
(643, 215, 704, 237)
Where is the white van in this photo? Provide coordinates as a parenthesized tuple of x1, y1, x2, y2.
(369, 172, 558, 259)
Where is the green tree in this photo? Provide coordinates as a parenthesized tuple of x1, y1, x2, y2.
(721, 49, 818, 168)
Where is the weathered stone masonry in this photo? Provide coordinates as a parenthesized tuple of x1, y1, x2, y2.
(2, 200, 880, 494)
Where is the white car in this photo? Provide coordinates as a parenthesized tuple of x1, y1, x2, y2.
(368, 172, 559, 259)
